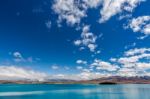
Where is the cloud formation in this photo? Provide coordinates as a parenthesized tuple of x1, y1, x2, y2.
(100, 0, 145, 22)
(74, 47, 150, 78)
(0, 66, 47, 81)
(53, 0, 145, 25)
(74, 25, 97, 52)
(1, 47, 150, 81)
(76, 60, 87, 65)
(52, 0, 103, 26)
(129, 16, 150, 37)
(91, 59, 119, 72)
(52, 0, 86, 25)
(10, 52, 37, 63)
(13, 52, 25, 62)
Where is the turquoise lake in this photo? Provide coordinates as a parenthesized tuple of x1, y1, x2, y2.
(0, 84, 150, 99)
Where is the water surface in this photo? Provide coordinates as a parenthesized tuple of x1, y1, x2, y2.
(0, 84, 149, 99)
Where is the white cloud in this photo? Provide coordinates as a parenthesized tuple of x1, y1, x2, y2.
(52, 0, 145, 25)
(52, 0, 103, 26)
(82, 0, 102, 8)
(96, 50, 101, 54)
(0, 65, 105, 81)
(52, 0, 86, 25)
(88, 44, 97, 52)
(129, 16, 150, 35)
(13, 52, 22, 58)
(13, 52, 25, 62)
(115, 48, 150, 76)
(49, 71, 109, 80)
(136, 62, 150, 70)
(99, 0, 145, 23)
(54, 69, 110, 80)
(110, 58, 117, 62)
(11, 52, 37, 63)
(74, 25, 97, 52)
(137, 35, 148, 40)
(118, 56, 139, 64)
(85, 47, 150, 77)
(0, 66, 47, 81)
(117, 68, 138, 77)
(74, 40, 82, 46)
(124, 48, 150, 56)
(124, 42, 136, 49)
(118, 53, 150, 66)
(91, 59, 119, 72)
(77, 71, 102, 80)
(51, 65, 59, 70)
(76, 60, 87, 65)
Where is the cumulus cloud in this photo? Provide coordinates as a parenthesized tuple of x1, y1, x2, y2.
(129, 16, 150, 36)
(118, 53, 150, 66)
(88, 44, 97, 52)
(110, 58, 117, 62)
(74, 40, 82, 46)
(82, 0, 102, 8)
(115, 48, 150, 76)
(0, 66, 47, 81)
(136, 62, 150, 70)
(10, 52, 38, 63)
(99, 0, 145, 23)
(124, 48, 150, 56)
(118, 68, 138, 77)
(74, 25, 97, 52)
(52, 0, 103, 26)
(78, 47, 150, 78)
(52, 0, 86, 25)
(52, 0, 145, 25)
(76, 60, 87, 65)
(13, 52, 25, 62)
(13, 52, 22, 58)
(91, 59, 119, 72)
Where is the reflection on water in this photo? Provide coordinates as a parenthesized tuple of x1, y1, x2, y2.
(0, 91, 45, 96)
(0, 84, 150, 99)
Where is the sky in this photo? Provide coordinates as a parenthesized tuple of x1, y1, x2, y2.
(0, 0, 150, 81)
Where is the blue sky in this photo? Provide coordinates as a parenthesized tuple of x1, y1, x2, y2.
(0, 0, 150, 80)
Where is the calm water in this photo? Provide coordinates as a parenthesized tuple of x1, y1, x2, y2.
(0, 84, 150, 99)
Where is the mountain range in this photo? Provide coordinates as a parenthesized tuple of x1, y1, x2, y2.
(1, 76, 150, 84)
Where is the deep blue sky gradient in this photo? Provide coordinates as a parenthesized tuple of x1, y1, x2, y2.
(0, 0, 150, 74)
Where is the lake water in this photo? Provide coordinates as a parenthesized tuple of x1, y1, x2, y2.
(0, 84, 150, 99)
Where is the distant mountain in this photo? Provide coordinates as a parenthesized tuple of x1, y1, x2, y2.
(83, 76, 150, 84)
(0, 76, 150, 84)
